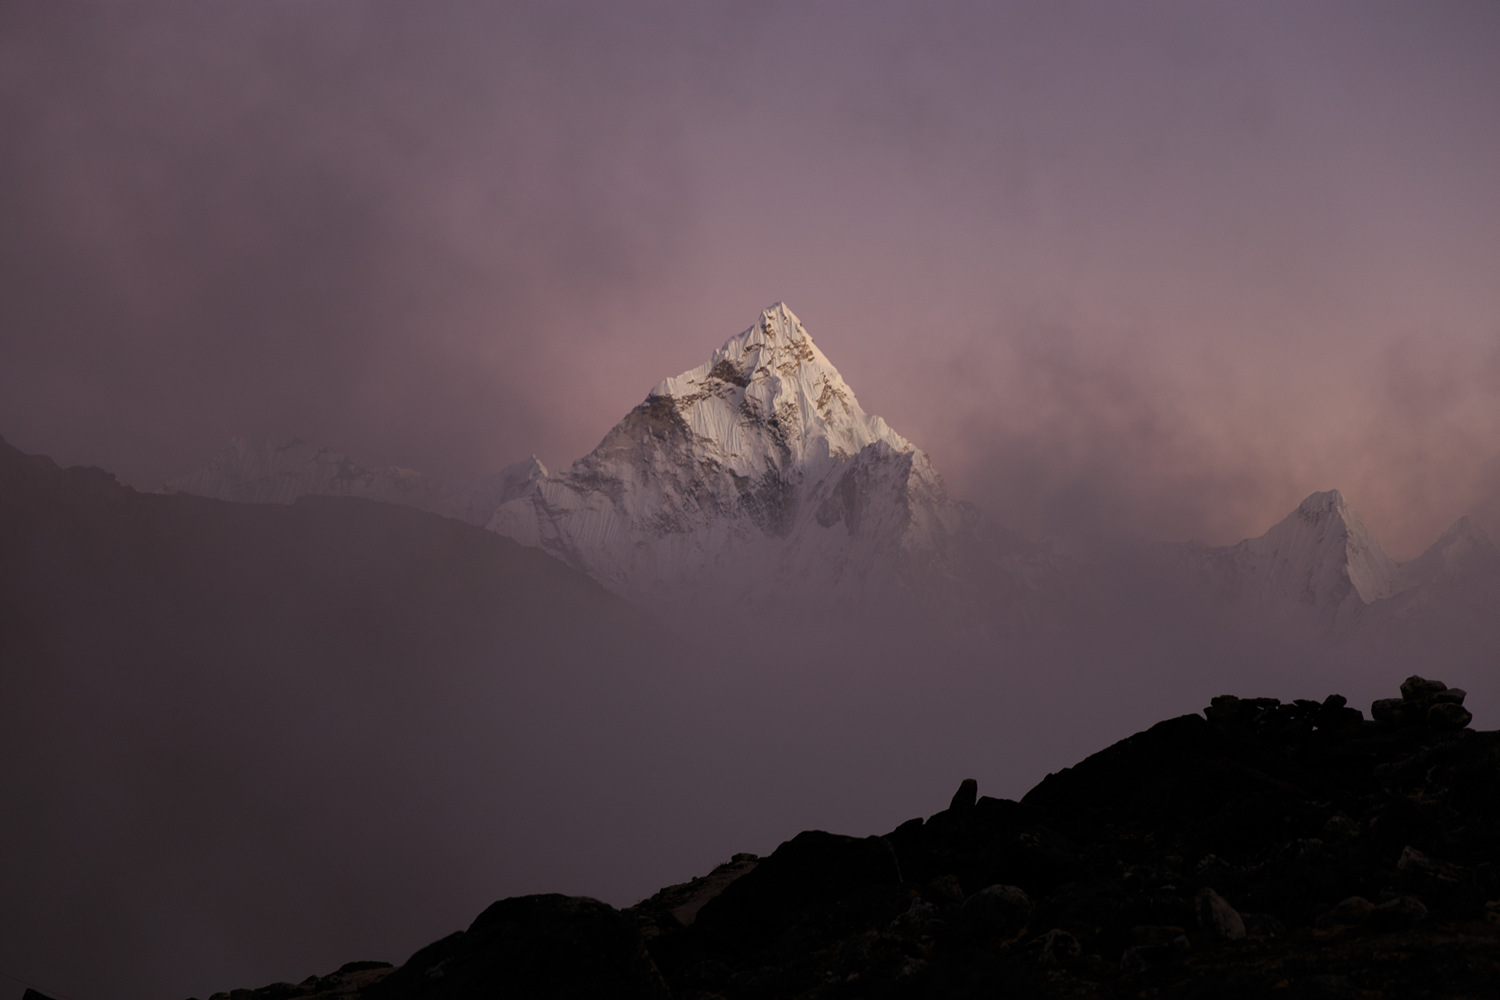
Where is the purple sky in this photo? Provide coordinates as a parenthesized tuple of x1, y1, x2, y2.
(3, 1, 1499, 557)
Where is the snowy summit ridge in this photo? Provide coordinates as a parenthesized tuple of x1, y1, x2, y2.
(645, 302, 914, 464)
(486, 303, 982, 612)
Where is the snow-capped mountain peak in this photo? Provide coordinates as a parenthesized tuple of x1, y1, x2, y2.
(484, 302, 1053, 619)
(1183, 488, 1401, 624)
(646, 302, 912, 468)
(1398, 515, 1499, 589)
(1270, 489, 1399, 605)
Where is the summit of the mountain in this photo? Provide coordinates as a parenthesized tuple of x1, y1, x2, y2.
(642, 301, 914, 465)
(486, 303, 1068, 624)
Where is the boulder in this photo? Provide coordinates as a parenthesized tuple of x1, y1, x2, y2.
(1195, 887, 1246, 941)
(1427, 701, 1473, 731)
(1400, 675, 1448, 700)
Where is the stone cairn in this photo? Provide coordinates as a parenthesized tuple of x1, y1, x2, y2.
(1204, 674, 1472, 735)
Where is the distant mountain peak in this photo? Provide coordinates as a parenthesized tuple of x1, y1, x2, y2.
(1295, 488, 1347, 516)
(1181, 488, 1400, 622)
(1397, 513, 1500, 591)
(1261, 488, 1398, 608)
(485, 303, 1062, 623)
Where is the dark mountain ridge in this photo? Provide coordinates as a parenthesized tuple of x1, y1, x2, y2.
(152, 675, 1500, 1000)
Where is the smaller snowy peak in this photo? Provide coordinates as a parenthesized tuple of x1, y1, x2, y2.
(1256, 489, 1399, 606)
(1182, 488, 1401, 624)
(1398, 515, 1500, 589)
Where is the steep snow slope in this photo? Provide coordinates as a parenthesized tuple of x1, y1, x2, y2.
(487, 303, 1067, 623)
(1182, 490, 1400, 627)
(163, 436, 543, 527)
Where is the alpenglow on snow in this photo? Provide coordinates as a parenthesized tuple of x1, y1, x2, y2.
(486, 303, 1056, 619)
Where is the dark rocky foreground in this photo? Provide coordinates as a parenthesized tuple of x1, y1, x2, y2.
(40, 675, 1500, 1000)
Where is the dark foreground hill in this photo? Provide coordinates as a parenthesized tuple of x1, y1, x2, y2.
(147, 675, 1500, 1000)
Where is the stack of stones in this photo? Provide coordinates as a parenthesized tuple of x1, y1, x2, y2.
(1371, 675, 1472, 731)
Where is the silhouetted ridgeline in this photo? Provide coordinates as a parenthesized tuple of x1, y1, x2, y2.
(140, 675, 1499, 1000)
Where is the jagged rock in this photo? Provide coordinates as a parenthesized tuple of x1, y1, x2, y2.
(1195, 887, 1246, 941)
(949, 777, 978, 812)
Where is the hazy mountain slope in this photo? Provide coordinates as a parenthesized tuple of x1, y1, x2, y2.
(1359, 515, 1500, 649)
(0, 435, 665, 1000)
(161, 435, 545, 527)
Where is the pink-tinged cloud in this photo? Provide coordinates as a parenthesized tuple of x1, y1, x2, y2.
(2, 1, 1498, 556)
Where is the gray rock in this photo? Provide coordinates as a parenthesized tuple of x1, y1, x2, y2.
(1194, 887, 1246, 941)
